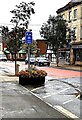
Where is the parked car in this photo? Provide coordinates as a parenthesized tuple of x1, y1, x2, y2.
(0, 54, 7, 61)
(25, 57, 35, 65)
(35, 57, 50, 66)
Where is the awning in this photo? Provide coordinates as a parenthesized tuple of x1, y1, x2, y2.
(4, 49, 10, 54)
(58, 48, 70, 52)
(18, 49, 26, 54)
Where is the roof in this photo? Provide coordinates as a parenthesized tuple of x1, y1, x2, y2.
(18, 49, 26, 54)
(58, 48, 70, 52)
(56, 1, 82, 14)
(4, 49, 10, 54)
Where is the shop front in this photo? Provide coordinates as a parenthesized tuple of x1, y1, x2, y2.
(70, 42, 82, 65)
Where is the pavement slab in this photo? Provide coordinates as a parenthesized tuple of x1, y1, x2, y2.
(0, 81, 71, 119)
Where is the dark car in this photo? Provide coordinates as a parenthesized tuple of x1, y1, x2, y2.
(35, 57, 50, 66)
(25, 57, 35, 65)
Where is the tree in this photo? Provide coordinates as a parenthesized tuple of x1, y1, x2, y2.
(1, 26, 9, 42)
(10, 1, 35, 71)
(10, 1, 35, 75)
(40, 15, 67, 66)
(1, 1, 35, 75)
(7, 27, 26, 53)
(22, 39, 38, 55)
(10, 1, 35, 29)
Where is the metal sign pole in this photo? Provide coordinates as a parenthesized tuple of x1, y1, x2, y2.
(25, 31, 32, 70)
(28, 43, 30, 70)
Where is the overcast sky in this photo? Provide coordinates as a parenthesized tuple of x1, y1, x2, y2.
(0, 0, 70, 39)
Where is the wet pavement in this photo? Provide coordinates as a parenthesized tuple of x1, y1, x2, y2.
(0, 61, 82, 119)
(0, 81, 71, 119)
(25, 76, 81, 118)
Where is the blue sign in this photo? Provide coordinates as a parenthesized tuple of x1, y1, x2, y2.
(26, 31, 32, 44)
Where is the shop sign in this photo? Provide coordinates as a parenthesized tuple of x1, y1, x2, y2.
(72, 45, 82, 49)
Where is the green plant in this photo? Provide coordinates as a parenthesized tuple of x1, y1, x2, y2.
(17, 67, 47, 78)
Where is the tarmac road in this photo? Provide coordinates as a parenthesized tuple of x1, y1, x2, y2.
(0, 61, 81, 119)
(0, 81, 71, 119)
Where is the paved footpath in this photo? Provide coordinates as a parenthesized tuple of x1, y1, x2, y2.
(0, 61, 82, 119)
(38, 66, 82, 89)
(0, 79, 71, 119)
(41, 67, 81, 78)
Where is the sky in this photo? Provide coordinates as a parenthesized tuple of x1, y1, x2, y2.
(0, 0, 70, 39)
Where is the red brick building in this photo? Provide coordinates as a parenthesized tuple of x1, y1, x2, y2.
(36, 39, 47, 57)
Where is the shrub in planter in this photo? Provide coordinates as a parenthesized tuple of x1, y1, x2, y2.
(17, 67, 47, 85)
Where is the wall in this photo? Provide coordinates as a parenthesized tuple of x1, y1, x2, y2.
(36, 39, 47, 57)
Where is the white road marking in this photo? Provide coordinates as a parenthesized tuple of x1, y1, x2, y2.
(22, 84, 79, 119)
(63, 99, 73, 105)
(54, 105, 79, 119)
(76, 94, 80, 99)
(31, 86, 43, 92)
(43, 94, 51, 98)
(56, 87, 70, 94)
(43, 87, 70, 98)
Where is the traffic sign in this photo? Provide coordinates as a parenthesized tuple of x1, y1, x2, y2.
(26, 31, 32, 44)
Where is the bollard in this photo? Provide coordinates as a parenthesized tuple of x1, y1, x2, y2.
(16, 64, 20, 74)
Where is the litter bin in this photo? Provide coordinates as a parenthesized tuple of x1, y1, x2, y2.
(16, 64, 20, 74)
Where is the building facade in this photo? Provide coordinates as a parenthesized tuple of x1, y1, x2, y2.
(36, 39, 47, 57)
(56, 0, 82, 65)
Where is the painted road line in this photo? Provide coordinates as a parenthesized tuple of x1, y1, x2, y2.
(43, 87, 70, 98)
(63, 99, 73, 105)
(31, 84, 49, 92)
(43, 94, 51, 98)
(76, 94, 80, 99)
(54, 105, 79, 119)
(31, 86, 44, 92)
(56, 87, 70, 94)
(21, 85, 79, 119)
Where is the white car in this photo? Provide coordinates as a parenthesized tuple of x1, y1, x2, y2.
(0, 54, 7, 61)
(25, 57, 35, 64)
(35, 57, 50, 66)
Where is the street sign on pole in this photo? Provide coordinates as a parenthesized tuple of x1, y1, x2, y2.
(25, 31, 32, 70)
(26, 31, 32, 44)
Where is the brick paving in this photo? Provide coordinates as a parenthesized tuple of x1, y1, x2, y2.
(39, 67, 81, 79)
(50, 63, 82, 71)
(0, 61, 82, 80)
(37, 62, 82, 78)
(0, 61, 81, 118)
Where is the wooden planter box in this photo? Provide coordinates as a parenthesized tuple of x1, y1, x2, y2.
(19, 76, 45, 85)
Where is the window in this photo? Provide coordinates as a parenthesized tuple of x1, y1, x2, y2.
(74, 9, 77, 19)
(0, 36, 2, 42)
(76, 50, 80, 61)
(80, 26, 82, 39)
(81, 7, 82, 18)
(69, 11, 72, 21)
(73, 27, 77, 38)
(0, 45, 1, 51)
(61, 14, 65, 19)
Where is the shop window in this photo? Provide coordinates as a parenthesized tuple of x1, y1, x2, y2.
(80, 26, 82, 39)
(80, 50, 82, 62)
(76, 50, 80, 61)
